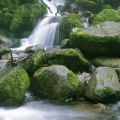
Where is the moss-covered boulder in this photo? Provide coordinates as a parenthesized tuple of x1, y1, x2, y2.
(92, 57, 120, 68)
(44, 48, 90, 72)
(18, 51, 44, 76)
(10, 3, 47, 38)
(74, 0, 120, 13)
(70, 22, 120, 57)
(31, 65, 80, 102)
(74, 0, 98, 13)
(0, 66, 30, 105)
(92, 9, 120, 24)
(85, 67, 120, 103)
(59, 13, 84, 40)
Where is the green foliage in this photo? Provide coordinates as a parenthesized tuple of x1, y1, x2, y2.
(59, 13, 84, 40)
(29, 4, 47, 28)
(0, 0, 44, 37)
(10, 3, 47, 38)
(0, 12, 13, 29)
(92, 9, 120, 24)
(74, 0, 120, 13)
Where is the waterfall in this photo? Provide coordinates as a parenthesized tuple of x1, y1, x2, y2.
(28, 16, 59, 47)
(11, 0, 65, 51)
(81, 17, 89, 28)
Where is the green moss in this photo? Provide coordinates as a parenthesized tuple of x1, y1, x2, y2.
(102, 87, 113, 94)
(0, 66, 30, 104)
(45, 48, 90, 72)
(90, 85, 95, 97)
(75, 0, 120, 13)
(10, 3, 47, 38)
(107, 72, 113, 80)
(59, 13, 84, 40)
(32, 65, 80, 102)
(92, 9, 120, 24)
(92, 57, 120, 68)
(70, 31, 120, 57)
(0, 12, 13, 29)
(67, 71, 79, 89)
(19, 51, 44, 76)
(100, 78, 104, 85)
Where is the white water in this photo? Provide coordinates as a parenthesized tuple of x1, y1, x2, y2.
(11, 0, 65, 51)
(0, 100, 111, 120)
(81, 17, 89, 28)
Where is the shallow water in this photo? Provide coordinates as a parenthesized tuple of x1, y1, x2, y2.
(0, 99, 113, 120)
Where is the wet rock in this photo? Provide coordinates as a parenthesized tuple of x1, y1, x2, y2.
(31, 65, 80, 102)
(92, 57, 120, 68)
(70, 21, 120, 57)
(10, 41, 21, 48)
(85, 67, 120, 103)
(61, 39, 70, 48)
(0, 66, 30, 106)
(25, 44, 45, 53)
(76, 72, 91, 97)
(18, 51, 44, 76)
(0, 44, 10, 59)
(44, 48, 90, 72)
(0, 35, 11, 44)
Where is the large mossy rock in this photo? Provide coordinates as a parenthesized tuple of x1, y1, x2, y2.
(70, 22, 120, 57)
(44, 48, 90, 72)
(59, 13, 84, 40)
(92, 9, 120, 24)
(32, 65, 80, 102)
(92, 57, 120, 68)
(18, 51, 44, 76)
(74, 0, 120, 13)
(0, 66, 30, 105)
(10, 3, 47, 38)
(85, 67, 120, 103)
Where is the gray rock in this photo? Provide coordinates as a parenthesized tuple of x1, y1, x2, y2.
(93, 57, 120, 68)
(25, 44, 45, 53)
(44, 48, 90, 72)
(31, 65, 80, 102)
(85, 67, 120, 103)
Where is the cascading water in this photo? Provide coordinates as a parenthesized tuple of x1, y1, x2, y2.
(11, 0, 65, 51)
(81, 17, 89, 28)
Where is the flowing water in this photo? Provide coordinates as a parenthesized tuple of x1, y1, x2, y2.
(11, 0, 65, 51)
(0, 92, 114, 120)
(4, 0, 118, 120)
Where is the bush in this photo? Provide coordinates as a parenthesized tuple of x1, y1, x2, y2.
(10, 3, 47, 38)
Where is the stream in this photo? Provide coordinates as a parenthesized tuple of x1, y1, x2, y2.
(0, 100, 114, 120)
(1, 0, 119, 120)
